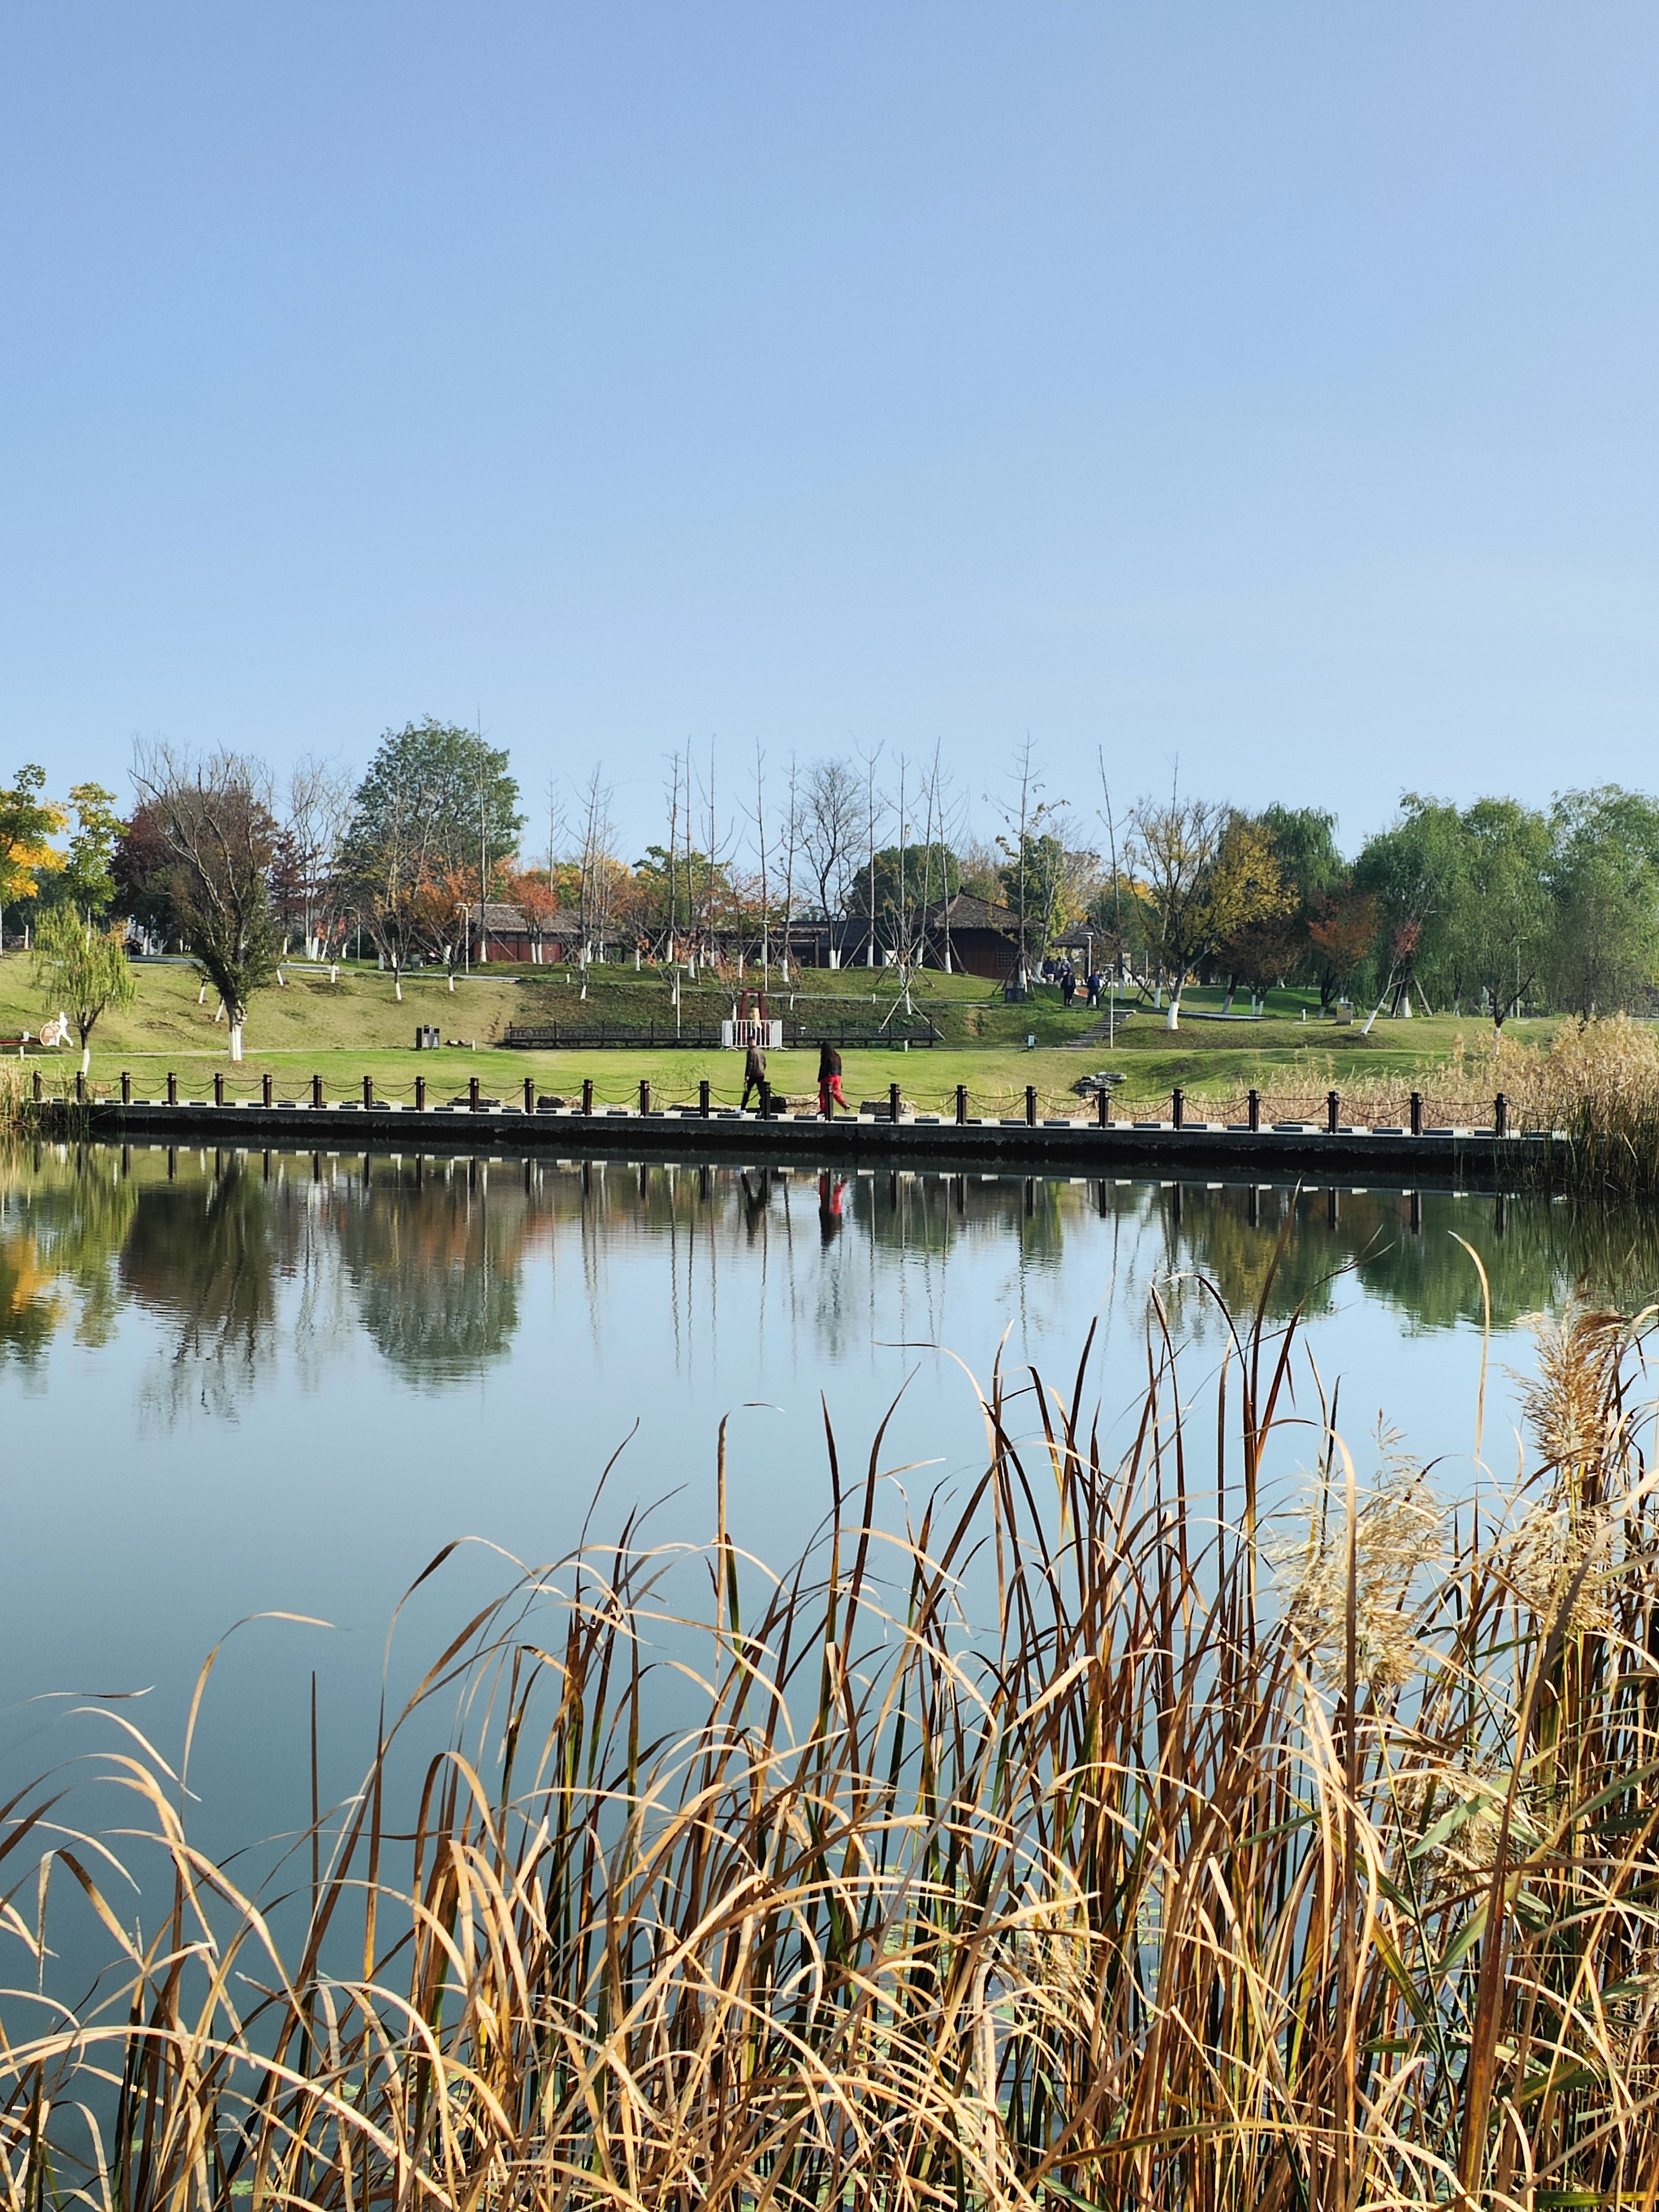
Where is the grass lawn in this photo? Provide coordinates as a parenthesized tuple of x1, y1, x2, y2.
(2, 952, 1550, 1118)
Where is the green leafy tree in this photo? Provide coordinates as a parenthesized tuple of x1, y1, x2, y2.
(632, 846, 733, 934)
(996, 832, 1069, 954)
(1546, 786, 1659, 1015)
(845, 844, 961, 920)
(1259, 804, 1344, 912)
(31, 908, 137, 1075)
(52, 784, 124, 916)
(343, 720, 523, 885)
(1447, 798, 1552, 1027)
(1352, 795, 1467, 1016)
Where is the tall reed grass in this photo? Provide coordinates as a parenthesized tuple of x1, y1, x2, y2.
(3, 1273, 1657, 2209)
(0, 1065, 35, 1138)
(1162, 1015, 1659, 1197)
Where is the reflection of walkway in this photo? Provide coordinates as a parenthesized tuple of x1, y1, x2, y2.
(86, 1100, 1542, 1186)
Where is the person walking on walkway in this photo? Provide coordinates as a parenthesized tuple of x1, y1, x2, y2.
(818, 1040, 848, 1118)
(740, 1040, 767, 1110)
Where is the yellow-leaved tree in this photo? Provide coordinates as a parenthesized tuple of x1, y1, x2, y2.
(1131, 800, 1291, 1030)
(0, 765, 67, 945)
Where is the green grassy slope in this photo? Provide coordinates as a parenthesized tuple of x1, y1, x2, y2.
(2, 953, 1545, 1116)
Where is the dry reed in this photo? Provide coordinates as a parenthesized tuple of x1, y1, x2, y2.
(0, 1065, 38, 1138)
(3, 1269, 1658, 2210)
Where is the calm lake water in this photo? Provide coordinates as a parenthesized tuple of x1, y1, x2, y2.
(4, 1137, 1657, 1869)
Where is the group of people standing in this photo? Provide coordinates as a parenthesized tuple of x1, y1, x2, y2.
(1040, 959, 1106, 1010)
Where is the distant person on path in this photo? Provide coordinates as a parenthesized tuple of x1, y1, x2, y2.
(818, 1040, 848, 1118)
(1061, 969, 1076, 1008)
(741, 1040, 767, 1110)
(1086, 970, 1102, 1008)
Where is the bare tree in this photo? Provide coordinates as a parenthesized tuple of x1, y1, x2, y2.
(282, 756, 352, 955)
(777, 753, 801, 979)
(576, 767, 618, 975)
(994, 737, 1047, 991)
(859, 746, 886, 967)
(927, 743, 970, 975)
(752, 742, 771, 975)
(800, 757, 860, 925)
(134, 745, 280, 1059)
(1096, 753, 1128, 997)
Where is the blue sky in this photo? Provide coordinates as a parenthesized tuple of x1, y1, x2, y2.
(3, 3, 1656, 858)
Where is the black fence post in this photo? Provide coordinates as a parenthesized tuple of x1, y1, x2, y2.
(759, 1078, 772, 1120)
(1026, 1085, 1037, 1127)
(214, 1072, 225, 1107)
(1248, 1088, 1260, 1132)
(312, 1073, 323, 1110)
(363, 1074, 374, 1109)
(1410, 1091, 1422, 1136)
(121, 1070, 131, 1105)
(262, 1072, 273, 1107)
(582, 1078, 594, 1117)
(956, 1083, 968, 1125)
(469, 1074, 481, 1112)
(415, 1075, 426, 1111)
(1495, 1091, 1508, 1136)
(33, 1071, 43, 1105)
(1327, 1089, 1339, 1134)
(1097, 1085, 1110, 1128)
(699, 1078, 711, 1118)
(167, 1071, 178, 1106)
(638, 1079, 651, 1116)
(889, 1081, 901, 1125)
(524, 1075, 535, 1114)
(1172, 1086, 1184, 1130)
(77, 1070, 86, 1104)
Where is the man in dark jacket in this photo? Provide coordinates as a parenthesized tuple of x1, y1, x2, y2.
(741, 1040, 767, 1110)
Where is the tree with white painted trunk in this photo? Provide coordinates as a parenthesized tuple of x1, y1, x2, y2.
(133, 746, 280, 1061)
(1129, 797, 1287, 1030)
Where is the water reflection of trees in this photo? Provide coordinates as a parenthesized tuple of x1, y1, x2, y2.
(0, 1144, 138, 1368)
(0, 1147, 547, 1407)
(4, 1147, 1658, 1413)
(1150, 1183, 1659, 1340)
(326, 1161, 534, 1383)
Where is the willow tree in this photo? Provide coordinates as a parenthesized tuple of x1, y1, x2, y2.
(135, 747, 280, 1060)
(31, 908, 136, 1075)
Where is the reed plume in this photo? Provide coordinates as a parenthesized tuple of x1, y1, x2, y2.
(2, 1286, 1657, 2209)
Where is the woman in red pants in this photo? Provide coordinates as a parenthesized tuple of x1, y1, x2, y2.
(818, 1040, 848, 1117)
